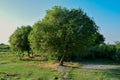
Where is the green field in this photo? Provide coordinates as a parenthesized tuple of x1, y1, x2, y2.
(69, 68, 120, 80)
(0, 52, 62, 80)
(0, 52, 120, 80)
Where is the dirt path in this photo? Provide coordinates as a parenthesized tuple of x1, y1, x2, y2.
(55, 61, 120, 80)
(80, 59, 120, 70)
(81, 64, 120, 70)
(55, 66, 70, 80)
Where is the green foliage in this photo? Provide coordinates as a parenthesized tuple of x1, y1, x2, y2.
(86, 44, 116, 59)
(113, 41, 120, 62)
(115, 41, 120, 48)
(9, 25, 32, 52)
(29, 6, 98, 63)
(0, 43, 9, 52)
(113, 49, 120, 62)
(94, 32, 105, 45)
(28, 22, 46, 54)
(85, 43, 120, 62)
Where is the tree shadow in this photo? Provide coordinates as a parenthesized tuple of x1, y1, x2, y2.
(104, 69, 120, 79)
(79, 59, 120, 65)
(19, 56, 48, 62)
(0, 72, 20, 80)
(20, 58, 47, 62)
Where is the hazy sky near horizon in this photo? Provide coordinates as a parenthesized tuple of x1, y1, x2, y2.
(0, 0, 120, 44)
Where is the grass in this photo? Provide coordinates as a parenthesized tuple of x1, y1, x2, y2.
(68, 59, 120, 80)
(0, 52, 62, 80)
(0, 52, 120, 80)
(69, 68, 120, 80)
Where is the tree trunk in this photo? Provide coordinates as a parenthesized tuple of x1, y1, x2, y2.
(27, 50, 30, 57)
(59, 55, 65, 66)
(28, 50, 34, 58)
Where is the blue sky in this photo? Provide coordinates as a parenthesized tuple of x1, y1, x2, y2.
(0, 0, 120, 44)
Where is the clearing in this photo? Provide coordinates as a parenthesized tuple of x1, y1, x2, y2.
(0, 52, 120, 80)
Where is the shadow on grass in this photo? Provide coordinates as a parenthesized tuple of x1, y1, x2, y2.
(79, 59, 120, 65)
(104, 69, 120, 79)
(19, 56, 48, 62)
(62, 64, 80, 69)
(20, 58, 41, 62)
(0, 72, 20, 80)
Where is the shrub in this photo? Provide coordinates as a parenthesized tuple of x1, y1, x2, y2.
(112, 48, 120, 62)
(85, 44, 116, 60)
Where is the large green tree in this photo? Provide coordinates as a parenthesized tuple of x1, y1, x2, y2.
(9, 25, 32, 56)
(29, 6, 98, 65)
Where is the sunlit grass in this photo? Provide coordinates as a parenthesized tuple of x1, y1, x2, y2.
(69, 68, 120, 80)
(0, 52, 120, 80)
(0, 52, 62, 80)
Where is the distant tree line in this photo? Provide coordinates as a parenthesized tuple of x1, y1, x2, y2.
(0, 43, 9, 52)
(9, 6, 120, 65)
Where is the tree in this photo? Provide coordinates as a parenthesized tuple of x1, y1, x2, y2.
(28, 22, 45, 54)
(115, 41, 120, 49)
(9, 25, 32, 57)
(0, 43, 9, 52)
(94, 32, 105, 45)
(29, 6, 98, 65)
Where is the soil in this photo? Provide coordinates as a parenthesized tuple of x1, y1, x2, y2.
(81, 64, 120, 70)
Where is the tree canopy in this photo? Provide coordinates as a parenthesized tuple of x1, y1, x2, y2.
(8, 6, 120, 64)
(94, 32, 105, 45)
(9, 25, 32, 53)
(29, 6, 99, 65)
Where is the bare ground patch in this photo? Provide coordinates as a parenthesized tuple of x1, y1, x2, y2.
(81, 64, 120, 70)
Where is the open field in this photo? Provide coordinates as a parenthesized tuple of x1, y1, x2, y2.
(68, 59, 120, 80)
(0, 52, 62, 80)
(0, 52, 120, 80)
(69, 68, 120, 80)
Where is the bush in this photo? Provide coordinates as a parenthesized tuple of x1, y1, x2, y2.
(85, 44, 116, 60)
(0, 44, 9, 52)
(84, 43, 120, 62)
(112, 48, 120, 62)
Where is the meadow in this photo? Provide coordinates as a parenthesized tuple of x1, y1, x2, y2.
(0, 52, 120, 80)
(0, 52, 62, 80)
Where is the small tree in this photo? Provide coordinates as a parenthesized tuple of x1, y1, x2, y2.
(9, 25, 32, 57)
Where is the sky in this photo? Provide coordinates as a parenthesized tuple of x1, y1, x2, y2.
(0, 0, 120, 44)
